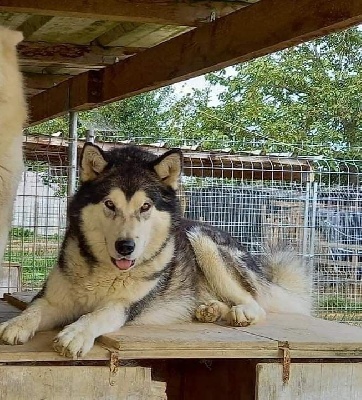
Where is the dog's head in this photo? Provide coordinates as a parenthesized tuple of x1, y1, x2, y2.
(68, 143, 183, 271)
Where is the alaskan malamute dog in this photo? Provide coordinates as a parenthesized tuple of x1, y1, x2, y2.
(0, 27, 27, 264)
(0, 144, 311, 358)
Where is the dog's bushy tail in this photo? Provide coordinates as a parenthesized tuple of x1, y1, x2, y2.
(257, 243, 313, 315)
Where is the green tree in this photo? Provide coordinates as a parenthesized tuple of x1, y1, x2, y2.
(28, 86, 175, 142)
(201, 27, 362, 158)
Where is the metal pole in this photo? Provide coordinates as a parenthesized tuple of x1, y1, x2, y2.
(309, 180, 318, 265)
(302, 177, 311, 266)
(67, 111, 78, 201)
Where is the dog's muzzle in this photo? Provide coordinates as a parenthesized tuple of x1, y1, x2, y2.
(112, 239, 136, 270)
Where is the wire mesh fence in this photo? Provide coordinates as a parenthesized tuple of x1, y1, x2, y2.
(1, 133, 361, 326)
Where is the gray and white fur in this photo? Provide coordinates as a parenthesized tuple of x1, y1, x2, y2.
(0, 144, 311, 358)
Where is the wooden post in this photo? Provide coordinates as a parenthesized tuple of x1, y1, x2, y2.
(67, 111, 78, 201)
(86, 128, 95, 143)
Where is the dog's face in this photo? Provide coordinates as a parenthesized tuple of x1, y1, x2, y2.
(69, 144, 182, 271)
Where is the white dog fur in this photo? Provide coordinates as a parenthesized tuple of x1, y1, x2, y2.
(0, 26, 27, 264)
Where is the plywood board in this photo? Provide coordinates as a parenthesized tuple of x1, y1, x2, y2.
(243, 312, 362, 357)
(0, 301, 21, 323)
(256, 363, 362, 400)
(100, 313, 362, 359)
(2, 296, 361, 360)
(0, 365, 166, 400)
(0, 330, 110, 362)
(99, 323, 279, 359)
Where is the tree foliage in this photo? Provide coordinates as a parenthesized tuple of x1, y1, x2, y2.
(186, 27, 362, 157)
(28, 87, 174, 141)
(29, 27, 362, 159)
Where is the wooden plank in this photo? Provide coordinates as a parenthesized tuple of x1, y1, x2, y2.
(17, 15, 53, 39)
(0, 331, 110, 362)
(18, 41, 142, 66)
(27, 17, 117, 45)
(0, 264, 20, 298)
(0, 365, 165, 400)
(3, 294, 361, 359)
(243, 313, 362, 357)
(99, 323, 279, 359)
(0, 301, 21, 323)
(256, 363, 362, 400)
(0, 11, 29, 29)
(24, 73, 70, 90)
(27, 0, 362, 125)
(3, 291, 35, 310)
(97, 23, 191, 48)
(97, 22, 148, 47)
(0, 0, 246, 27)
(99, 318, 362, 359)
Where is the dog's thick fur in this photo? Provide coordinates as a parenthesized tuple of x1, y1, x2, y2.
(0, 144, 311, 358)
(0, 26, 27, 263)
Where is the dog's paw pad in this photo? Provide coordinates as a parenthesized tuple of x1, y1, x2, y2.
(227, 302, 266, 327)
(195, 302, 222, 323)
(0, 319, 35, 345)
(53, 324, 95, 359)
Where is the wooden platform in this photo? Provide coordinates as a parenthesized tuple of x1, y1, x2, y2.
(1, 296, 361, 399)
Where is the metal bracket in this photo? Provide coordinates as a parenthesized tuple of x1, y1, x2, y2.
(109, 352, 120, 386)
(279, 342, 291, 384)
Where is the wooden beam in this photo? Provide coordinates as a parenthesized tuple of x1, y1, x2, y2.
(28, 0, 362, 125)
(18, 41, 144, 66)
(17, 15, 53, 39)
(24, 73, 69, 90)
(0, 0, 246, 27)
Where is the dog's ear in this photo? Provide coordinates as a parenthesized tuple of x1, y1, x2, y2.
(80, 143, 108, 182)
(152, 149, 183, 190)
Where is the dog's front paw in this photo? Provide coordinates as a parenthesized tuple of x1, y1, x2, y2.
(53, 322, 95, 359)
(0, 317, 37, 345)
(195, 300, 230, 323)
(195, 302, 222, 323)
(227, 301, 266, 327)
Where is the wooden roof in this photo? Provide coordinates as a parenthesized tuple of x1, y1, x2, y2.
(23, 134, 314, 182)
(0, 0, 361, 126)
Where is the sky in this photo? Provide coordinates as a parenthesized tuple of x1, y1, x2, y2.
(171, 66, 237, 106)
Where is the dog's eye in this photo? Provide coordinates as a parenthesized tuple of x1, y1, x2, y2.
(140, 202, 152, 213)
(104, 199, 115, 211)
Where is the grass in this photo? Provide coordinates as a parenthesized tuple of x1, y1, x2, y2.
(4, 229, 62, 288)
(319, 296, 362, 311)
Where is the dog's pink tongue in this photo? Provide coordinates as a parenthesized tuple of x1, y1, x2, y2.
(115, 259, 133, 270)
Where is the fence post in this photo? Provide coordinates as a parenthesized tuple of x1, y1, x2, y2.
(86, 128, 95, 143)
(67, 111, 78, 201)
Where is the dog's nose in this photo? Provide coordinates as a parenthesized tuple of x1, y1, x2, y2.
(115, 239, 135, 256)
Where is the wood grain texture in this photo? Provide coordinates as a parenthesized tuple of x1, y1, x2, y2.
(0, 0, 245, 26)
(256, 363, 362, 400)
(99, 313, 362, 359)
(2, 295, 361, 360)
(26, 0, 362, 124)
(18, 42, 143, 66)
(0, 365, 166, 400)
(0, 330, 110, 362)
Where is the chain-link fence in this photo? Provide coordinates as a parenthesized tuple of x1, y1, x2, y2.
(1, 133, 361, 326)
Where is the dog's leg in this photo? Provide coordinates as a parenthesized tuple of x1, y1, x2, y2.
(0, 297, 69, 345)
(187, 230, 266, 326)
(53, 303, 127, 359)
